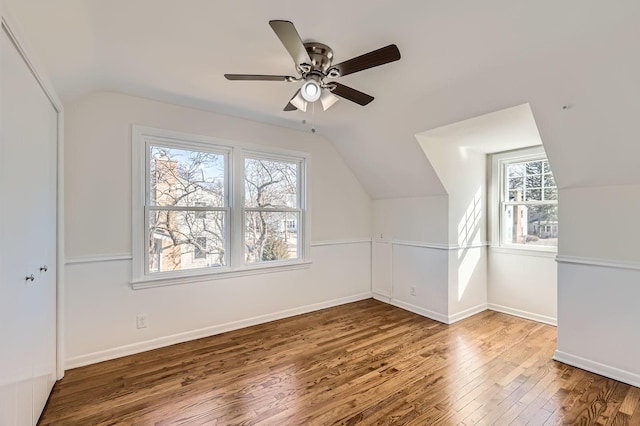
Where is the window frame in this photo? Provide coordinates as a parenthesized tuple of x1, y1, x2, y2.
(132, 125, 311, 288)
(489, 146, 558, 254)
(144, 137, 231, 276)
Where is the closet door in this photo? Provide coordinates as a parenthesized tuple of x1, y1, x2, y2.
(0, 25, 58, 426)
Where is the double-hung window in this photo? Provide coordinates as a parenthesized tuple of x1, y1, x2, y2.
(132, 126, 309, 287)
(492, 147, 558, 250)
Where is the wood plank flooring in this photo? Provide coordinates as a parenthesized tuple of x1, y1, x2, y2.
(38, 299, 640, 425)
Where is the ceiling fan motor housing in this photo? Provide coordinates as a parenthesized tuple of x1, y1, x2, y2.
(303, 42, 334, 74)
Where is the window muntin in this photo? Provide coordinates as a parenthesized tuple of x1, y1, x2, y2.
(506, 159, 556, 202)
(133, 126, 309, 284)
(500, 156, 558, 248)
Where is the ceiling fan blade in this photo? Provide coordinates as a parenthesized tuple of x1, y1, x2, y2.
(269, 20, 312, 67)
(330, 83, 374, 106)
(224, 74, 295, 81)
(330, 44, 400, 77)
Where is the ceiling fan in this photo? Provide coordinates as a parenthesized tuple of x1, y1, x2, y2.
(224, 20, 401, 112)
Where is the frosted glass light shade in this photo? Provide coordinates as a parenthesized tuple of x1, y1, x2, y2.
(290, 91, 307, 112)
(320, 89, 339, 111)
(301, 80, 322, 102)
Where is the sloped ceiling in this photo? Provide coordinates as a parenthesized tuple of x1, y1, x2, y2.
(5, 0, 640, 198)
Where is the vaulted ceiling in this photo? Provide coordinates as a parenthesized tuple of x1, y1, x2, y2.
(5, 0, 640, 198)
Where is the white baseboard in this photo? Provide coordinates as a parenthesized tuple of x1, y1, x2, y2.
(554, 350, 640, 388)
(487, 303, 557, 326)
(372, 290, 391, 303)
(65, 292, 373, 369)
(448, 304, 487, 324)
(385, 299, 449, 324)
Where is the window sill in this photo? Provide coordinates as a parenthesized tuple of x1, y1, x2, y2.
(130, 260, 313, 290)
(489, 245, 557, 258)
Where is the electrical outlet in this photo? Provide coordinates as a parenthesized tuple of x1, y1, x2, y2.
(410, 286, 416, 296)
(136, 314, 148, 329)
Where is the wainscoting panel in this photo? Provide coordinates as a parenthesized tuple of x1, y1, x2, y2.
(391, 243, 449, 321)
(64, 241, 372, 368)
(555, 260, 640, 387)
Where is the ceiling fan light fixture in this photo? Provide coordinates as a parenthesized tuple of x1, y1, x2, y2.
(320, 89, 339, 111)
(290, 91, 308, 112)
(301, 80, 322, 102)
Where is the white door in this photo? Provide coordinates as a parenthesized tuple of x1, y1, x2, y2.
(0, 24, 58, 426)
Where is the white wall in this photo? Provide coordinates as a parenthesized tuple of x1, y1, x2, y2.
(371, 196, 488, 324)
(559, 185, 640, 263)
(417, 137, 489, 321)
(371, 241, 392, 299)
(371, 197, 451, 321)
(488, 250, 557, 325)
(372, 196, 448, 243)
(371, 136, 498, 325)
(441, 147, 487, 319)
(448, 247, 488, 322)
(63, 92, 373, 367)
(391, 244, 449, 323)
(554, 184, 640, 387)
(417, 141, 486, 246)
(555, 262, 640, 387)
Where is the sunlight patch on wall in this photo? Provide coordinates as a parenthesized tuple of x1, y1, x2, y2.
(457, 187, 483, 301)
(458, 187, 482, 250)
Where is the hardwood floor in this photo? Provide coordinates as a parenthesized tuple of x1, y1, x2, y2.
(39, 299, 640, 425)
